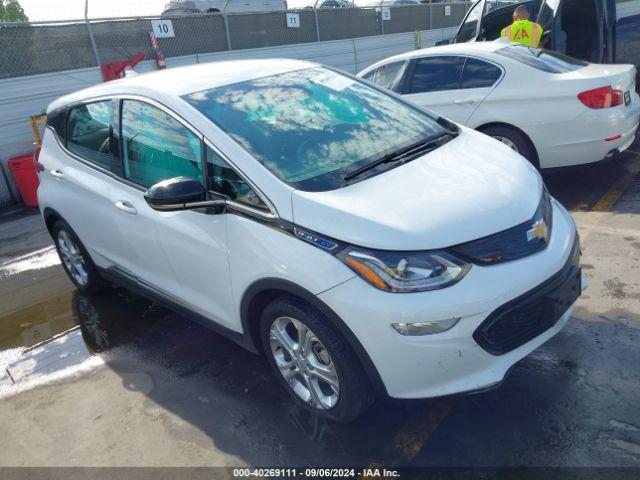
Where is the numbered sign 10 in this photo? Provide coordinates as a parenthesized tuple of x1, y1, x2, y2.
(151, 19, 175, 38)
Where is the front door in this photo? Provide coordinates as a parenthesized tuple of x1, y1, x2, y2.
(115, 98, 209, 301)
(536, 0, 603, 62)
(118, 98, 239, 330)
(453, 0, 486, 43)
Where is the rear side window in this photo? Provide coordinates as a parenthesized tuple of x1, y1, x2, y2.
(496, 46, 588, 74)
(362, 61, 407, 93)
(121, 100, 203, 188)
(460, 58, 502, 88)
(407, 56, 466, 94)
(66, 101, 121, 174)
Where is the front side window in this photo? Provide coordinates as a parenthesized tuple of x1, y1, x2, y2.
(407, 56, 466, 94)
(495, 45, 588, 74)
(121, 100, 203, 188)
(460, 58, 502, 88)
(207, 146, 268, 210)
(66, 101, 120, 174)
(361, 61, 407, 93)
(184, 67, 445, 192)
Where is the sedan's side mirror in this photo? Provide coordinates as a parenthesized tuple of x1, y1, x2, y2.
(144, 176, 225, 212)
(434, 39, 453, 46)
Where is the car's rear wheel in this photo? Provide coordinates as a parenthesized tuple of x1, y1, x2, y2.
(481, 125, 538, 168)
(53, 220, 105, 293)
(260, 295, 374, 422)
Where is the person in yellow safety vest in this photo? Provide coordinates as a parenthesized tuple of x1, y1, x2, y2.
(501, 5, 543, 47)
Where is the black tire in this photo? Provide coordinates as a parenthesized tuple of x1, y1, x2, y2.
(260, 295, 374, 422)
(481, 125, 538, 168)
(52, 219, 106, 293)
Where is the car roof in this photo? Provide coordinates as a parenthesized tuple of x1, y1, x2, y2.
(48, 58, 317, 112)
(364, 41, 508, 70)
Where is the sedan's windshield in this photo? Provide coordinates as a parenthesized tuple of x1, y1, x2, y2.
(183, 67, 447, 191)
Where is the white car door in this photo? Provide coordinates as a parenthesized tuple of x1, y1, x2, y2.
(402, 55, 502, 125)
(93, 98, 194, 299)
(155, 143, 273, 331)
(119, 99, 238, 330)
(51, 100, 129, 269)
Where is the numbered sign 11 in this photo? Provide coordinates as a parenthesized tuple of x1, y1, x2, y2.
(286, 12, 300, 28)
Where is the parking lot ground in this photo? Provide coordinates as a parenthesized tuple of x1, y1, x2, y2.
(0, 146, 639, 469)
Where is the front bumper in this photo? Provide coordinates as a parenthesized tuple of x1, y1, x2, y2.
(318, 200, 582, 399)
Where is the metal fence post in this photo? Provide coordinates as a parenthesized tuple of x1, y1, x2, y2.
(379, 0, 384, 35)
(84, 0, 101, 66)
(223, 0, 232, 50)
(314, 7, 320, 42)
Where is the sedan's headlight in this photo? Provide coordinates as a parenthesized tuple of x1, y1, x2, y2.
(337, 247, 471, 293)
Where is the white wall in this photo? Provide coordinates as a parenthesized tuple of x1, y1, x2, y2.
(0, 26, 457, 207)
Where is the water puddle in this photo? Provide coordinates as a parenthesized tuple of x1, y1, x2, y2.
(0, 288, 161, 399)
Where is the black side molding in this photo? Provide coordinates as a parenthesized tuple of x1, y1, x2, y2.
(98, 266, 251, 352)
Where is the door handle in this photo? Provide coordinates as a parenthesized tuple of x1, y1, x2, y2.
(454, 98, 476, 105)
(114, 201, 137, 215)
(50, 169, 65, 179)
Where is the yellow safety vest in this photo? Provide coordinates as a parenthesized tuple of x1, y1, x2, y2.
(501, 20, 543, 47)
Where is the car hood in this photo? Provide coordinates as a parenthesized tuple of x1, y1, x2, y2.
(291, 128, 543, 251)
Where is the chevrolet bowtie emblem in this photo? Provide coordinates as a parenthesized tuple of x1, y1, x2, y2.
(527, 219, 548, 242)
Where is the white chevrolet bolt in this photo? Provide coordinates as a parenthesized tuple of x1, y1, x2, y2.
(358, 42, 640, 169)
(38, 59, 584, 421)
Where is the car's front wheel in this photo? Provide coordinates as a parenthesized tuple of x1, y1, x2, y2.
(260, 295, 374, 422)
(53, 220, 105, 293)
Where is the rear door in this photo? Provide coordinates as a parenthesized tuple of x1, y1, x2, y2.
(49, 100, 126, 268)
(402, 55, 498, 124)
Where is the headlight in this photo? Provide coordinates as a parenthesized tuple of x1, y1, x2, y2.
(337, 247, 471, 293)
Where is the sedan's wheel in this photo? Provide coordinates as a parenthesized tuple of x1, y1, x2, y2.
(269, 316, 340, 410)
(260, 295, 374, 422)
(481, 125, 538, 168)
(493, 135, 519, 153)
(53, 220, 106, 293)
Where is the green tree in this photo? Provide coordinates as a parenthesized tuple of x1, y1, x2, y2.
(0, 0, 29, 22)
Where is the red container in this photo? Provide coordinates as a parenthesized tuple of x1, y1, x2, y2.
(8, 152, 40, 207)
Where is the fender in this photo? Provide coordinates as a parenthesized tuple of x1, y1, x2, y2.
(240, 277, 390, 399)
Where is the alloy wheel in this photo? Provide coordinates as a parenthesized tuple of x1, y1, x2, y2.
(57, 230, 89, 286)
(493, 135, 519, 153)
(269, 316, 340, 410)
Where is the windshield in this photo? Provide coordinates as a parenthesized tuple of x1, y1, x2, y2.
(496, 45, 588, 73)
(184, 67, 446, 191)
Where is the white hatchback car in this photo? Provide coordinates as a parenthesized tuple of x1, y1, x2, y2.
(359, 42, 640, 169)
(38, 59, 583, 422)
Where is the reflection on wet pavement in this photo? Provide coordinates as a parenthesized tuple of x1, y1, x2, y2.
(1, 284, 639, 466)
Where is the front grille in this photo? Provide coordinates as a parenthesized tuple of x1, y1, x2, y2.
(473, 236, 581, 356)
(451, 189, 553, 265)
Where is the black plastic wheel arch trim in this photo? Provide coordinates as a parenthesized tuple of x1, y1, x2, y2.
(240, 277, 390, 400)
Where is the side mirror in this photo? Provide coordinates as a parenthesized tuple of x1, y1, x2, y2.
(144, 176, 226, 212)
(434, 39, 453, 46)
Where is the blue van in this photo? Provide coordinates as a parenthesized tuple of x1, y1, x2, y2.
(447, 0, 640, 90)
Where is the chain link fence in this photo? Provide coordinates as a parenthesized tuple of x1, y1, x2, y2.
(0, 2, 470, 79)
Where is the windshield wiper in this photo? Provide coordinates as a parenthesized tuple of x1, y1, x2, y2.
(343, 131, 456, 182)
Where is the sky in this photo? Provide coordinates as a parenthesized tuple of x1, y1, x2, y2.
(19, 0, 322, 22)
